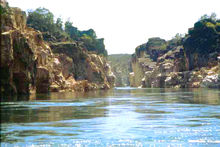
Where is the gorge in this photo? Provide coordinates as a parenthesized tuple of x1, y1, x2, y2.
(1, 0, 220, 146)
(1, 1, 220, 98)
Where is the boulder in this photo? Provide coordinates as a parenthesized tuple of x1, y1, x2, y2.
(201, 74, 220, 88)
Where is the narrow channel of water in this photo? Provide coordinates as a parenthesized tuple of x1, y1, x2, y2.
(1, 88, 220, 146)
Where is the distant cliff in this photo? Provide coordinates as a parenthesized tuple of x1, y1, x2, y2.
(130, 16, 220, 88)
(108, 54, 131, 86)
(0, 1, 115, 97)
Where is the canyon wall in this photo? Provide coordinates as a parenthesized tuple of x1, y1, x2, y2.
(130, 30, 220, 88)
(0, 1, 115, 96)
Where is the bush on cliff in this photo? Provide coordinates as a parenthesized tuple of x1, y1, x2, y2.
(135, 37, 167, 58)
(27, 8, 70, 42)
(27, 8, 55, 33)
(64, 21, 107, 56)
(184, 13, 220, 54)
(0, 1, 9, 15)
(27, 8, 108, 56)
(146, 37, 167, 50)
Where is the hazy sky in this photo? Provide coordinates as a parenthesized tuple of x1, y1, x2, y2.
(7, 0, 220, 54)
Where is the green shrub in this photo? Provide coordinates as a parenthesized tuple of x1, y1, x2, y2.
(184, 15, 220, 54)
(26, 7, 108, 56)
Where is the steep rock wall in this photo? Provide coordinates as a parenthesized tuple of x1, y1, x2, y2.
(1, 2, 115, 96)
(129, 37, 220, 88)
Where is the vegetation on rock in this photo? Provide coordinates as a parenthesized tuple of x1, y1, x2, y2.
(130, 13, 220, 88)
(26, 8, 107, 56)
(108, 54, 132, 86)
(184, 13, 220, 55)
(1, 1, 115, 98)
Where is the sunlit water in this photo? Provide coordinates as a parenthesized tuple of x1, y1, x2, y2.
(1, 88, 220, 146)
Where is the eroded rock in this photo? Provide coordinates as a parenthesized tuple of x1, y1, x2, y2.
(1, 3, 115, 96)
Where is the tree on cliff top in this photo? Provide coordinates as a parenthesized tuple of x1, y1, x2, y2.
(27, 7, 70, 42)
(27, 7, 108, 56)
(184, 13, 220, 54)
(64, 20, 107, 56)
(200, 13, 217, 21)
(27, 8, 55, 33)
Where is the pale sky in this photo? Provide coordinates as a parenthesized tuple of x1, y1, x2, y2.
(7, 0, 220, 54)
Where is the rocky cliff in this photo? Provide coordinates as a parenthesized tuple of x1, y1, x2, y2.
(130, 21, 220, 88)
(129, 37, 168, 87)
(0, 1, 115, 96)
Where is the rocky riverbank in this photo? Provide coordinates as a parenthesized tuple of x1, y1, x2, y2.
(130, 18, 220, 88)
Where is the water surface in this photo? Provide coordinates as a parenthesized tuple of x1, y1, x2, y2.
(1, 88, 220, 146)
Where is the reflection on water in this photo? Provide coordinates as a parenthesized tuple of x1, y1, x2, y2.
(1, 88, 220, 146)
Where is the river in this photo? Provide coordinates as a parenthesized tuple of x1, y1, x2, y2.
(1, 88, 220, 146)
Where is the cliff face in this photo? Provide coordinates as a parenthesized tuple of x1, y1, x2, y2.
(1, 2, 115, 96)
(130, 35, 220, 88)
(129, 37, 168, 87)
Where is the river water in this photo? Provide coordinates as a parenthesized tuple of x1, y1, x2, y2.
(1, 88, 220, 146)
